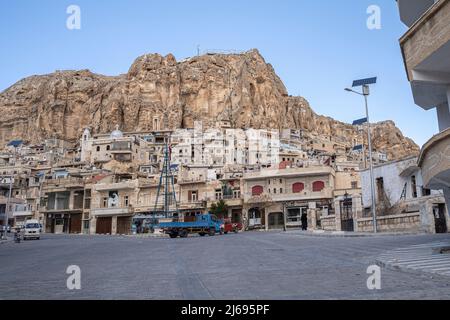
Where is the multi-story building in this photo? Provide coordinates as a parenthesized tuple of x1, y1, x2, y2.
(90, 174, 138, 235)
(80, 127, 162, 168)
(397, 0, 450, 218)
(41, 174, 86, 234)
(243, 166, 335, 230)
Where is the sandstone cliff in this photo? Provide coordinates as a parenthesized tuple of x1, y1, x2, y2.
(0, 49, 419, 160)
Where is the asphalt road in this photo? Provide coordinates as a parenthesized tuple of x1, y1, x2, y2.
(1, 232, 450, 299)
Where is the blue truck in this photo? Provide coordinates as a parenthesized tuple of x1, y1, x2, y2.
(158, 213, 224, 238)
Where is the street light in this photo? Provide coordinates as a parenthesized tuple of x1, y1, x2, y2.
(345, 77, 378, 233)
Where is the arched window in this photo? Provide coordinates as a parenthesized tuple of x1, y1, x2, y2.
(106, 145, 111, 151)
(312, 181, 325, 192)
(251, 185, 263, 196)
(292, 182, 305, 193)
(96, 146, 100, 152)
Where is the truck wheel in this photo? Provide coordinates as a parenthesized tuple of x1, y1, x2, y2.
(209, 228, 215, 236)
(219, 228, 224, 235)
(179, 230, 188, 238)
(199, 233, 206, 237)
(169, 232, 178, 238)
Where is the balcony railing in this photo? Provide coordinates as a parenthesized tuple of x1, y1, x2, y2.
(13, 210, 33, 217)
(91, 206, 133, 216)
(45, 177, 85, 188)
(244, 188, 333, 203)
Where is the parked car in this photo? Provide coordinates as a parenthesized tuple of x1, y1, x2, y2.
(223, 218, 242, 234)
(23, 219, 41, 240)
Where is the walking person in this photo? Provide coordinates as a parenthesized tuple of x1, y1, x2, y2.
(301, 213, 308, 231)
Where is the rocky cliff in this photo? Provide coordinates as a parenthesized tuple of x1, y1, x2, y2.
(0, 49, 419, 160)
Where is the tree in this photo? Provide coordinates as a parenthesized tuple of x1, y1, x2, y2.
(210, 200, 229, 220)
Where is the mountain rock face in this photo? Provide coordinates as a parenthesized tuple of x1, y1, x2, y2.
(0, 49, 419, 160)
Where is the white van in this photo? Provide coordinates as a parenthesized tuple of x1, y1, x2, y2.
(23, 219, 41, 240)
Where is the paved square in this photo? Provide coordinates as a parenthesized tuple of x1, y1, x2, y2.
(1, 232, 450, 299)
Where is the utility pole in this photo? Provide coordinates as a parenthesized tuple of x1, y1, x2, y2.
(346, 77, 378, 233)
(363, 87, 378, 233)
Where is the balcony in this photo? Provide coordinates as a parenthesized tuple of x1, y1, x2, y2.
(244, 188, 333, 204)
(399, 0, 450, 109)
(207, 195, 243, 207)
(418, 127, 450, 190)
(179, 201, 206, 210)
(13, 210, 33, 217)
(91, 206, 133, 216)
(45, 177, 85, 189)
(94, 181, 138, 191)
(178, 178, 207, 185)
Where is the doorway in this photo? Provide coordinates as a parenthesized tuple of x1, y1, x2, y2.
(268, 212, 284, 229)
(434, 204, 448, 234)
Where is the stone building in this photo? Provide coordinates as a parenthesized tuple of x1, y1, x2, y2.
(170, 126, 280, 167)
(89, 174, 138, 235)
(397, 0, 450, 219)
(80, 127, 160, 169)
(41, 174, 86, 234)
(360, 156, 448, 233)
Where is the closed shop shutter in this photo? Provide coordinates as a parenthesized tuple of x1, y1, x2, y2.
(69, 214, 82, 234)
(96, 217, 112, 234)
(117, 216, 132, 235)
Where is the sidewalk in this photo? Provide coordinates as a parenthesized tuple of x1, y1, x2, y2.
(284, 229, 426, 238)
(0, 235, 12, 244)
(376, 241, 450, 278)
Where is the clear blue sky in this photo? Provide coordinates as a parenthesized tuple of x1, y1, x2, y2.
(0, 0, 438, 146)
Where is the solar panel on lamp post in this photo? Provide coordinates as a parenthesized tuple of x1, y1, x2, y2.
(345, 77, 378, 233)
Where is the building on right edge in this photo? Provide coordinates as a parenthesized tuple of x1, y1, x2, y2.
(397, 0, 450, 218)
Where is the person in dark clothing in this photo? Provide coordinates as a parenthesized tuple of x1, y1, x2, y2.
(301, 213, 308, 231)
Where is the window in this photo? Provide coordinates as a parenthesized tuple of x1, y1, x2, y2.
(351, 181, 358, 189)
(411, 175, 418, 198)
(422, 187, 431, 196)
(96, 146, 100, 152)
(102, 197, 108, 208)
(124, 196, 129, 207)
(292, 182, 305, 193)
(312, 181, 325, 192)
(251, 186, 263, 196)
(106, 145, 110, 151)
(280, 188, 283, 194)
(188, 190, 198, 202)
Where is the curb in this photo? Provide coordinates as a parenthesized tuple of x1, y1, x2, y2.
(284, 231, 426, 238)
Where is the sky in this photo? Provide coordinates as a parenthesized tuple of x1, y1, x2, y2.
(0, 0, 439, 147)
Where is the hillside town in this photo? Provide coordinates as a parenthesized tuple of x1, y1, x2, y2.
(0, 119, 447, 237)
(1, 0, 450, 303)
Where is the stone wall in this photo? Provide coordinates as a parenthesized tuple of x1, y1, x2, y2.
(320, 215, 336, 231)
(357, 213, 422, 233)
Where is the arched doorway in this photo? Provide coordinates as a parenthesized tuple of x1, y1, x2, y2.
(268, 212, 284, 230)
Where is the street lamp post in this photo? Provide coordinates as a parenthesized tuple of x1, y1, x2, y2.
(345, 78, 378, 233)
